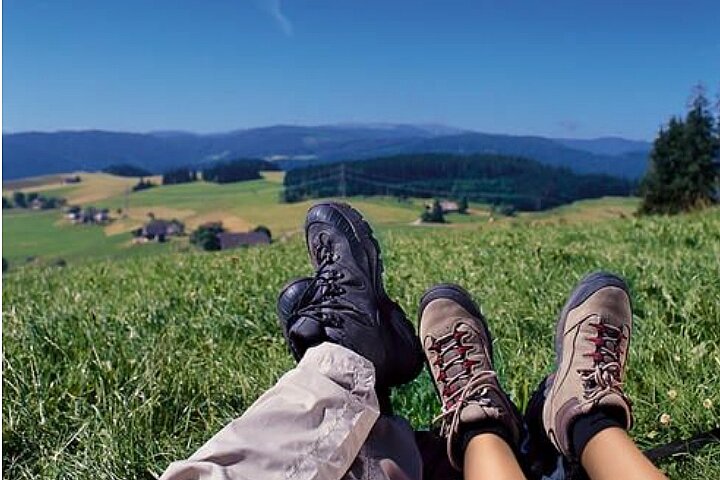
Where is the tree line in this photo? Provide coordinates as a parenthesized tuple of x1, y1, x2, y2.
(161, 159, 279, 185)
(101, 159, 280, 186)
(3, 191, 66, 210)
(102, 164, 153, 177)
(202, 159, 279, 184)
(283, 154, 635, 211)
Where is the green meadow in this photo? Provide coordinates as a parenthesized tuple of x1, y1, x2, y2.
(2, 173, 434, 267)
(2, 172, 640, 269)
(2, 202, 719, 479)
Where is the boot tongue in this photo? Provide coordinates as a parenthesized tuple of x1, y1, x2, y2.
(597, 392, 633, 429)
(457, 387, 502, 423)
(459, 400, 501, 422)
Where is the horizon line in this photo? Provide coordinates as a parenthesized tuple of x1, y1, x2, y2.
(1, 123, 652, 142)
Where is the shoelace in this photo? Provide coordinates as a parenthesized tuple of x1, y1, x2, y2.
(437, 373, 502, 470)
(429, 327, 504, 470)
(428, 327, 498, 424)
(292, 239, 363, 327)
(578, 319, 627, 403)
(434, 371, 499, 428)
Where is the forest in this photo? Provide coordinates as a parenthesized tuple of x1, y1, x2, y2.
(283, 154, 635, 210)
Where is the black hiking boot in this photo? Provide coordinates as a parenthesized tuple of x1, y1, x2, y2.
(276, 202, 423, 391)
(277, 277, 314, 361)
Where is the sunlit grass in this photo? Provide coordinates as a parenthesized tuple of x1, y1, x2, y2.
(3, 207, 719, 478)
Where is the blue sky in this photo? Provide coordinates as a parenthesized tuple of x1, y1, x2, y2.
(3, 0, 719, 139)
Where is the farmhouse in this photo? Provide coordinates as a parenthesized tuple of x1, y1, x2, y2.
(94, 209, 110, 223)
(65, 206, 110, 224)
(135, 219, 185, 243)
(63, 175, 82, 184)
(425, 200, 460, 213)
(439, 200, 459, 213)
(65, 206, 81, 221)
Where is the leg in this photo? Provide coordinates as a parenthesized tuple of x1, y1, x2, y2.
(464, 434, 526, 480)
(355, 415, 422, 480)
(418, 284, 526, 479)
(163, 202, 425, 480)
(279, 202, 425, 479)
(161, 343, 381, 480)
(580, 428, 667, 480)
(542, 272, 667, 480)
(413, 431, 461, 480)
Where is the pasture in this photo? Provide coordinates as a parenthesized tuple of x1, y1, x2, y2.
(2, 206, 719, 479)
(2, 172, 639, 268)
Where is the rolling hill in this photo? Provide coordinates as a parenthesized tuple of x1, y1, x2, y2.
(2, 124, 651, 180)
(554, 136, 651, 156)
(2, 170, 643, 267)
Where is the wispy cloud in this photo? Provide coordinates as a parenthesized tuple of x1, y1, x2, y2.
(253, 0, 293, 37)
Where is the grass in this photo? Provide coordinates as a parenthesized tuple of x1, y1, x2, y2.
(1, 175, 467, 266)
(3, 172, 641, 268)
(107, 182, 425, 233)
(0, 210, 176, 267)
(517, 196, 640, 224)
(2, 173, 163, 204)
(2, 173, 430, 259)
(3, 206, 719, 479)
(1, 210, 130, 265)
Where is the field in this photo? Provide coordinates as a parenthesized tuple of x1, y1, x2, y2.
(2, 173, 430, 267)
(2, 204, 719, 479)
(2, 171, 639, 268)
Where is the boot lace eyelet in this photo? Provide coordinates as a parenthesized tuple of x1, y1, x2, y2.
(292, 236, 362, 329)
(578, 318, 626, 400)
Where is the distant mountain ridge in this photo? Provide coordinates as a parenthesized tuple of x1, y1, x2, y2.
(554, 137, 652, 156)
(2, 124, 651, 180)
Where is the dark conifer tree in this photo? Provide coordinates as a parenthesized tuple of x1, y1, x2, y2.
(641, 86, 719, 214)
(683, 86, 719, 206)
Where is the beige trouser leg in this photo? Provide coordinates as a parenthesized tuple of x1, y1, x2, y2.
(160, 343, 422, 480)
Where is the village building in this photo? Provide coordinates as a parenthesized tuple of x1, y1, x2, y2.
(439, 200, 459, 213)
(65, 206, 110, 224)
(134, 219, 185, 243)
(94, 209, 110, 223)
(63, 175, 82, 184)
(65, 206, 81, 221)
(424, 200, 460, 214)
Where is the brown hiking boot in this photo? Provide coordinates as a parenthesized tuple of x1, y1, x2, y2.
(542, 272, 634, 458)
(419, 284, 523, 470)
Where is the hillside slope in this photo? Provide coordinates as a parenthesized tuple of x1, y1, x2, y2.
(2, 208, 718, 479)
